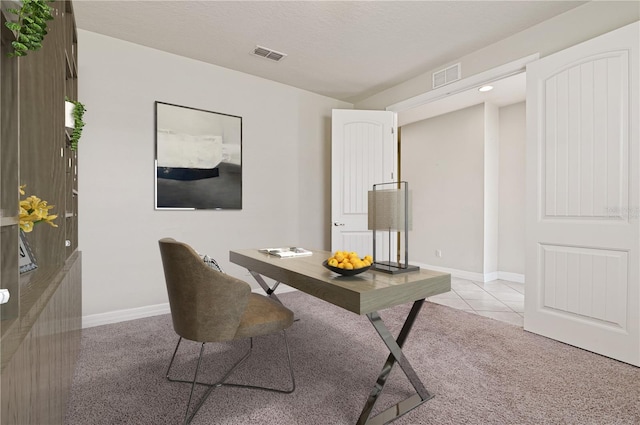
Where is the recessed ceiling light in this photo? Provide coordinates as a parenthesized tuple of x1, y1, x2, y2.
(478, 85, 494, 92)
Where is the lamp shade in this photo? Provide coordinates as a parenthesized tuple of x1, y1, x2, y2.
(367, 187, 412, 231)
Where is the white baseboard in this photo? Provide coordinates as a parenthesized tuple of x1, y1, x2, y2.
(82, 286, 299, 329)
(411, 261, 485, 281)
(497, 271, 525, 283)
(411, 261, 524, 283)
(81, 269, 525, 329)
(82, 303, 171, 329)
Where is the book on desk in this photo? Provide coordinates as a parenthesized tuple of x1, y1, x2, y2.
(259, 247, 313, 258)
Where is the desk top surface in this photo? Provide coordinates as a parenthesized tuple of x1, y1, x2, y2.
(229, 249, 451, 315)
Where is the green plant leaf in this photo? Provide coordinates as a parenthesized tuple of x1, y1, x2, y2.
(5, 22, 21, 31)
(5, 0, 54, 57)
(68, 100, 87, 151)
(11, 41, 27, 51)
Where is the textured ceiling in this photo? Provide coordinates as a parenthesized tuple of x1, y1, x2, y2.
(74, 1, 585, 103)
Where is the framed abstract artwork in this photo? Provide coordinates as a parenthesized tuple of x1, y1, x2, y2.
(154, 101, 242, 210)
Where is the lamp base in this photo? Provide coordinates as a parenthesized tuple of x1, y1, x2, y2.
(372, 261, 420, 274)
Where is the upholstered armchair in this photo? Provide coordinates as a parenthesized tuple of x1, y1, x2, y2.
(158, 238, 295, 424)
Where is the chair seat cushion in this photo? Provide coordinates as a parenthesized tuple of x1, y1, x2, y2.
(235, 293, 294, 339)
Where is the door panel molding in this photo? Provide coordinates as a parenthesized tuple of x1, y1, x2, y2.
(539, 243, 628, 329)
(541, 50, 629, 220)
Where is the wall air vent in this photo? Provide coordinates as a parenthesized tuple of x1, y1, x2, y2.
(251, 45, 287, 62)
(432, 63, 461, 89)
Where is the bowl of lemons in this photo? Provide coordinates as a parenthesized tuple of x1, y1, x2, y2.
(323, 251, 373, 276)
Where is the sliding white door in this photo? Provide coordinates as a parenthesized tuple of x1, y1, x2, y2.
(525, 22, 639, 366)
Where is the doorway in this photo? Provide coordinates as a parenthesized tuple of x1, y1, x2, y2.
(387, 53, 532, 283)
(394, 72, 527, 279)
(392, 72, 528, 327)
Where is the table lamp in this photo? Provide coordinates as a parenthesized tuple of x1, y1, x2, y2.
(367, 181, 419, 274)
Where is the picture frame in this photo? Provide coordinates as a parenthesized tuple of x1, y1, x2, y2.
(154, 101, 243, 210)
(19, 230, 37, 274)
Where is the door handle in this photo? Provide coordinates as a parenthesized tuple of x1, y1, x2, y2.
(333, 222, 345, 226)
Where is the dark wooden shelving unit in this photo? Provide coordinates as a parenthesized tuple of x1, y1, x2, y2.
(0, 1, 82, 423)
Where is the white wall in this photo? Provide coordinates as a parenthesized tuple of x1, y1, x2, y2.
(498, 102, 526, 275)
(355, 2, 639, 110)
(401, 102, 525, 280)
(401, 104, 485, 273)
(78, 30, 350, 318)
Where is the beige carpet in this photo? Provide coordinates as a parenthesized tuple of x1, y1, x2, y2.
(66, 291, 640, 424)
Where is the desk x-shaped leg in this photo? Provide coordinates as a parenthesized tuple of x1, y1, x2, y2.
(249, 270, 283, 304)
(357, 299, 433, 425)
(248, 270, 432, 425)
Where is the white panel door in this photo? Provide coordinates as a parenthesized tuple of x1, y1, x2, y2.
(331, 109, 396, 254)
(525, 22, 639, 366)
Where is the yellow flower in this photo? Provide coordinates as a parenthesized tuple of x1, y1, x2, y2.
(43, 214, 58, 228)
(18, 185, 57, 232)
(33, 200, 54, 220)
(20, 219, 34, 233)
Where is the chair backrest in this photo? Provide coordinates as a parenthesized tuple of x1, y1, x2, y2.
(158, 238, 251, 342)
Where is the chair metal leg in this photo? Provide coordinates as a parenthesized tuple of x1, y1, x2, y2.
(166, 336, 251, 387)
(166, 330, 295, 424)
(184, 343, 206, 425)
(166, 337, 183, 381)
(221, 330, 296, 393)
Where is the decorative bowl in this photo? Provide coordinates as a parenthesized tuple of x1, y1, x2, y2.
(322, 260, 371, 276)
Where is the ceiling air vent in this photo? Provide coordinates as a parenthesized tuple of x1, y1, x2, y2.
(432, 63, 461, 89)
(252, 45, 287, 62)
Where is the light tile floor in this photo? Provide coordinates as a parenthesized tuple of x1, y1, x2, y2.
(428, 277, 525, 327)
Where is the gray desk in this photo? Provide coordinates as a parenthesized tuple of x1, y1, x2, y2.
(230, 249, 451, 425)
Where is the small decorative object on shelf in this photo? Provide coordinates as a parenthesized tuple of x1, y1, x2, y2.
(19, 230, 37, 273)
(64, 100, 75, 128)
(19, 185, 58, 232)
(4, 0, 54, 57)
(65, 97, 86, 151)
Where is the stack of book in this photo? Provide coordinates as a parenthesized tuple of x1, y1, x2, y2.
(259, 247, 313, 258)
